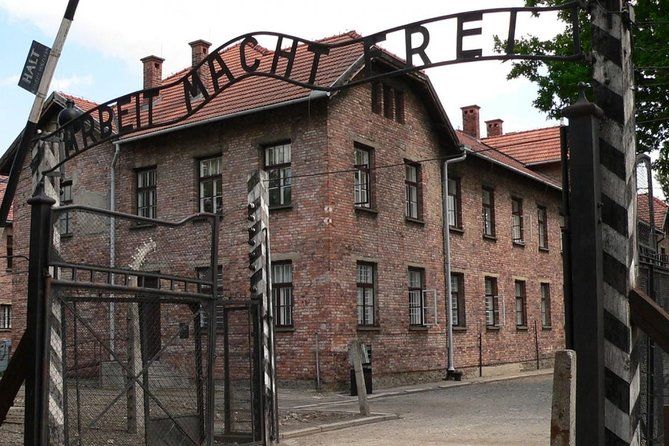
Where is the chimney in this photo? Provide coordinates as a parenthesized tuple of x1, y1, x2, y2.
(189, 39, 212, 89)
(141, 55, 164, 90)
(485, 119, 504, 137)
(461, 105, 480, 139)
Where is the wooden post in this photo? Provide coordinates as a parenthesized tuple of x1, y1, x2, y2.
(551, 350, 576, 446)
(349, 340, 370, 417)
(591, 2, 641, 444)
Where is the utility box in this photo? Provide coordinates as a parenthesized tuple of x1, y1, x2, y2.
(0, 340, 11, 373)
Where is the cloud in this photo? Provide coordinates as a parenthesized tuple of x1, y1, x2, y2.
(0, 74, 19, 86)
(50, 74, 93, 91)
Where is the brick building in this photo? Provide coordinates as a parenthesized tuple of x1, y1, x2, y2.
(0, 32, 566, 386)
(0, 177, 13, 352)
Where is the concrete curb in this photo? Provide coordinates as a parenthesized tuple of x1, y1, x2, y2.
(290, 369, 552, 410)
(280, 413, 399, 439)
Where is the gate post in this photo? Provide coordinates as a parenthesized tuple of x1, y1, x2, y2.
(247, 170, 278, 444)
(562, 86, 605, 446)
(24, 181, 56, 446)
(591, 1, 641, 444)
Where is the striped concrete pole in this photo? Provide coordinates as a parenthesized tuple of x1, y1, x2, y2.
(247, 170, 278, 444)
(590, 1, 641, 444)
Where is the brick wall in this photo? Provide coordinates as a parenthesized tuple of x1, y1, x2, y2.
(8, 79, 564, 386)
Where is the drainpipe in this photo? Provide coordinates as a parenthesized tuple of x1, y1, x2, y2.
(443, 146, 467, 379)
(109, 143, 121, 356)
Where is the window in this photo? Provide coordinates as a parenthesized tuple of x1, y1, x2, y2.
(512, 197, 524, 243)
(447, 177, 462, 229)
(450, 273, 465, 327)
(354, 145, 372, 208)
(5, 234, 12, 271)
(264, 142, 292, 208)
(196, 266, 224, 329)
(0, 305, 10, 329)
(59, 180, 73, 235)
(514, 280, 527, 327)
(538, 206, 548, 249)
(484, 277, 499, 327)
(482, 187, 496, 237)
(272, 262, 293, 327)
(356, 262, 376, 326)
(199, 156, 222, 213)
(371, 82, 404, 123)
(405, 162, 421, 219)
(137, 168, 157, 218)
(541, 283, 552, 327)
(408, 268, 426, 326)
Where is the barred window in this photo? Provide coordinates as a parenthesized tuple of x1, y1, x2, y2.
(265, 143, 292, 208)
(515, 280, 527, 327)
(482, 187, 496, 237)
(484, 277, 499, 327)
(199, 156, 222, 213)
(447, 178, 462, 229)
(541, 283, 552, 327)
(408, 268, 426, 326)
(512, 197, 524, 243)
(405, 163, 421, 219)
(137, 168, 157, 219)
(450, 273, 465, 327)
(59, 180, 73, 235)
(272, 262, 293, 327)
(538, 205, 549, 249)
(354, 145, 372, 208)
(357, 262, 376, 326)
(0, 305, 10, 329)
(196, 266, 224, 330)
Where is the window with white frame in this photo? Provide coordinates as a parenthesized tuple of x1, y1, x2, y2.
(265, 142, 292, 208)
(405, 162, 421, 219)
(137, 168, 157, 218)
(354, 145, 372, 208)
(515, 280, 527, 327)
(541, 283, 552, 327)
(357, 262, 376, 326)
(482, 187, 496, 237)
(484, 276, 499, 327)
(538, 205, 549, 249)
(0, 305, 10, 329)
(272, 262, 293, 327)
(450, 273, 465, 327)
(512, 197, 524, 243)
(408, 268, 426, 326)
(199, 156, 222, 213)
(447, 178, 462, 229)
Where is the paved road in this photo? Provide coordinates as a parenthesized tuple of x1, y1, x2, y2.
(282, 375, 552, 446)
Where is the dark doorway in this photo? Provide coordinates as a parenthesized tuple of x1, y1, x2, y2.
(140, 275, 161, 361)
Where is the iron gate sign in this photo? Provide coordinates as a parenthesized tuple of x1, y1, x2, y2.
(32, 2, 582, 173)
(18, 40, 51, 95)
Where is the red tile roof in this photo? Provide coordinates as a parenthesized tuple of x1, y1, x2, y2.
(0, 176, 12, 222)
(59, 93, 99, 112)
(120, 31, 365, 141)
(638, 193, 668, 230)
(457, 131, 561, 190)
(483, 126, 563, 166)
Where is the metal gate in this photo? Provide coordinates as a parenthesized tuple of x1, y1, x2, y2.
(45, 205, 264, 445)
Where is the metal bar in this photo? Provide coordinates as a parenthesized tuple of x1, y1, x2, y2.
(72, 301, 82, 445)
(53, 205, 217, 228)
(629, 288, 669, 353)
(223, 309, 231, 434)
(206, 215, 218, 446)
(0, 333, 29, 425)
(24, 186, 56, 445)
(562, 89, 605, 446)
(50, 280, 212, 301)
(193, 305, 205, 443)
(60, 297, 69, 446)
(49, 262, 212, 287)
(560, 125, 574, 349)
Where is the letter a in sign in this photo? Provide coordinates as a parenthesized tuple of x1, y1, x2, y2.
(18, 41, 51, 95)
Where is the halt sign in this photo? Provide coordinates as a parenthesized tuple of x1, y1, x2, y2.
(18, 40, 51, 95)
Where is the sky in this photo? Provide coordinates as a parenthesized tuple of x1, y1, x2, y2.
(0, 0, 573, 154)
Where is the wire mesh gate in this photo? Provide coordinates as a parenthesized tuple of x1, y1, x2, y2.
(45, 205, 265, 445)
